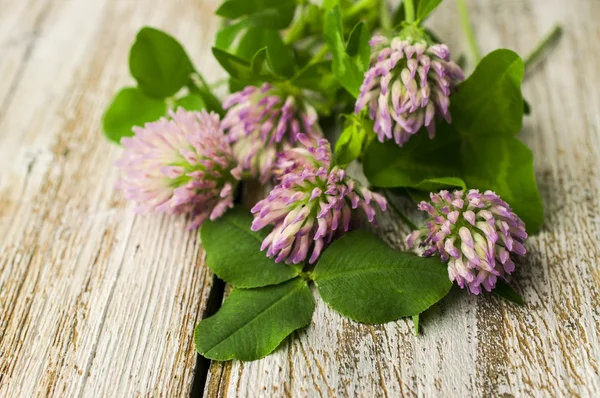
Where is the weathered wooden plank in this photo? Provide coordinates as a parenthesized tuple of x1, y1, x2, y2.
(204, 0, 600, 396)
(0, 0, 224, 396)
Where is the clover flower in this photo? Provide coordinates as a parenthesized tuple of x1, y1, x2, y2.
(116, 108, 241, 230)
(406, 190, 527, 294)
(355, 32, 464, 146)
(250, 135, 387, 264)
(221, 83, 322, 183)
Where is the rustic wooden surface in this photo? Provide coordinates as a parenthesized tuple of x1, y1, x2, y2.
(0, 0, 224, 396)
(204, 0, 600, 397)
(1, 0, 599, 397)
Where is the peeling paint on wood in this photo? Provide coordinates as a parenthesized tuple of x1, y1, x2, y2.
(0, 0, 224, 396)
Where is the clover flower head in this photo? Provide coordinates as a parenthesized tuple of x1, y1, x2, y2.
(406, 189, 527, 294)
(355, 32, 464, 146)
(250, 135, 387, 264)
(221, 83, 323, 183)
(116, 108, 241, 229)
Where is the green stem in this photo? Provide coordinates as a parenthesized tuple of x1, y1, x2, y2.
(311, 44, 329, 63)
(346, 0, 376, 19)
(380, 0, 393, 31)
(381, 189, 418, 230)
(524, 24, 562, 72)
(284, 7, 307, 45)
(403, 0, 415, 23)
(456, 0, 481, 63)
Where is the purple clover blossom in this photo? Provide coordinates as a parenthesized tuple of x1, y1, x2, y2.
(355, 33, 464, 146)
(221, 83, 323, 183)
(406, 190, 528, 295)
(116, 108, 241, 230)
(250, 135, 387, 264)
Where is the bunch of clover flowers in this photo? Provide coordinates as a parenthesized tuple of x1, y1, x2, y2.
(221, 82, 323, 184)
(250, 134, 387, 264)
(355, 25, 464, 146)
(406, 189, 528, 294)
(116, 108, 241, 230)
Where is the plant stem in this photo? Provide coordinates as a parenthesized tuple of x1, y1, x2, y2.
(284, 6, 307, 45)
(311, 44, 329, 63)
(346, 0, 376, 19)
(524, 24, 562, 72)
(381, 189, 418, 230)
(403, 0, 415, 23)
(380, 0, 393, 31)
(456, 0, 481, 63)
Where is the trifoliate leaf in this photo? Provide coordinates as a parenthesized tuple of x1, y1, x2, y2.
(201, 206, 302, 288)
(129, 27, 195, 98)
(313, 230, 452, 324)
(195, 277, 314, 361)
(102, 87, 166, 144)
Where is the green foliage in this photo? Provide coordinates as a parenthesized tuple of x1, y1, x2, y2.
(216, 0, 296, 29)
(212, 48, 257, 82)
(462, 135, 543, 232)
(416, 0, 443, 22)
(324, 6, 370, 97)
(103, 27, 222, 141)
(201, 207, 302, 288)
(451, 49, 525, 137)
(195, 278, 314, 360)
(410, 177, 467, 192)
(412, 314, 420, 335)
(364, 50, 544, 233)
(102, 0, 546, 364)
(290, 61, 338, 94)
(334, 115, 372, 166)
(493, 281, 524, 305)
(345, 22, 370, 74)
(364, 125, 462, 188)
(213, 26, 297, 83)
(395, 0, 444, 26)
(129, 27, 195, 98)
(313, 230, 453, 324)
(174, 93, 205, 111)
(102, 87, 166, 144)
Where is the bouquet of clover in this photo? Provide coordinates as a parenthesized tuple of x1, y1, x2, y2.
(103, 0, 561, 361)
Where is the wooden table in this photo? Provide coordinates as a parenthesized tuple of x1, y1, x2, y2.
(0, 0, 598, 396)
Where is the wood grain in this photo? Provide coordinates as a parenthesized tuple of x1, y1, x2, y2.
(2, 0, 599, 396)
(0, 0, 224, 395)
(204, 0, 600, 396)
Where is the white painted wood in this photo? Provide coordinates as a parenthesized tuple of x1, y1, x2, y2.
(0, 0, 224, 395)
(204, 0, 600, 396)
(2, 0, 599, 396)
